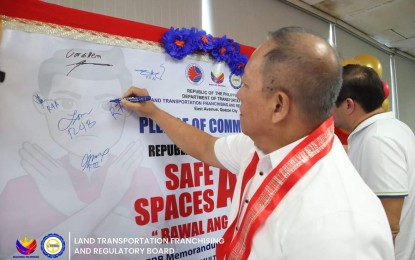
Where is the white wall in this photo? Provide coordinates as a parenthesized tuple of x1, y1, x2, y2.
(44, 0, 415, 131)
(396, 56, 415, 131)
(46, 0, 203, 29)
(43, 0, 329, 47)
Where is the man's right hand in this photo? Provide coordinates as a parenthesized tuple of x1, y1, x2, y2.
(121, 87, 158, 118)
(120, 86, 223, 169)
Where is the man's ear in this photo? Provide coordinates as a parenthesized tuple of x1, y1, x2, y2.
(32, 92, 47, 114)
(272, 91, 290, 123)
(344, 98, 355, 115)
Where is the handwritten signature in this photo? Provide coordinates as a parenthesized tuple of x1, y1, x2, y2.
(81, 148, 110, 171)
(32, 94, 60, 113)
(58, 109, 96, 139)
(66, 60, 113, 76)
(135, 64, 165, 80)
(110, 103, 126, 120)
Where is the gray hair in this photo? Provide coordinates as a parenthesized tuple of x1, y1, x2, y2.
(262, 27, 342, 127)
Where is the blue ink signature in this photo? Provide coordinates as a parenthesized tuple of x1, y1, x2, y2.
(33, 93, 44, 105)
(57, 109, 96, 139)
(32, 94, 60, 113)
(135, 64, 165, 80)
(109, 103, 126, 120)
(81, 148, 110, 171)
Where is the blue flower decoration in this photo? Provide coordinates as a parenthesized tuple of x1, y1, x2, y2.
(210, 36, 236, 62)
(228, 53, 248, 76)
(193, 30, 214, 52)
(162, 27, 196, 60)
(162, 27, 248, 75)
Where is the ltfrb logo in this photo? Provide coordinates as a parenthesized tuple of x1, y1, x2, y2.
(16, 236, 37, 255)
(41, 233, 65, 258)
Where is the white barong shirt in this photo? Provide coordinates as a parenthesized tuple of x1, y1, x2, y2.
(215, 133, 394, 260)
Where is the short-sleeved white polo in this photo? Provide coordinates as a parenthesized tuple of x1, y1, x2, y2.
(348, 111, 415, 260)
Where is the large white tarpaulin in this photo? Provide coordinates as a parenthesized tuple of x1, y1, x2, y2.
(0, 18, 243, 260)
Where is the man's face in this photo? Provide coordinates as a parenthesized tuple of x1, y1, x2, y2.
(236, 40, 276, 140)
(40, 75, 128, 156)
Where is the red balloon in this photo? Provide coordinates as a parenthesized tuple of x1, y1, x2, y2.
(382, 81, 390, 99)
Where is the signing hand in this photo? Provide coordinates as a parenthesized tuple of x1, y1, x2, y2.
(121, 87, 158, 117)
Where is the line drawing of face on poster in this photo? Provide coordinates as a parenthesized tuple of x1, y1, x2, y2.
(0, 46, 170, 258)
(33, 47, 131, 166)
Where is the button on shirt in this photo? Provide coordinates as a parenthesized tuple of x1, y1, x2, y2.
(235, 140, 301, 230)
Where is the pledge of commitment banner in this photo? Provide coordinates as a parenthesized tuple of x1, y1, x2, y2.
(0, 16, 244, 260)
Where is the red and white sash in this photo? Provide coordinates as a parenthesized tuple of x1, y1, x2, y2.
(216, 117, 335, 260)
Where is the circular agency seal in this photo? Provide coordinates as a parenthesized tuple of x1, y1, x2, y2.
(41, 233, 65, 258)
(185, 63, 204, 85)
(229, 73, 242, 90)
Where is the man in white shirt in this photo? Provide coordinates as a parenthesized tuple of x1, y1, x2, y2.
(123, 27, 394, 259)
(333, 64, 415, 260)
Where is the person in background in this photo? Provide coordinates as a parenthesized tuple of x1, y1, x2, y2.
(122, 27, 394, 259)
(333, 64, 415, 260)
